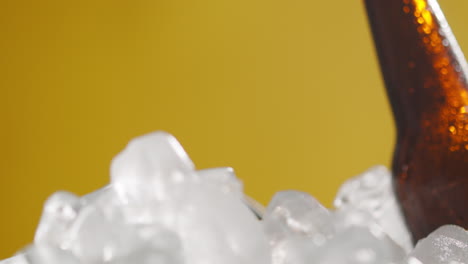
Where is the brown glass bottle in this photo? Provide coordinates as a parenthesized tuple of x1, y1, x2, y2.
(364, 0, 468, 242)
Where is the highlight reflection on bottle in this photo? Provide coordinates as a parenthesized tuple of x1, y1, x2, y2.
(365, 0, 468, 242)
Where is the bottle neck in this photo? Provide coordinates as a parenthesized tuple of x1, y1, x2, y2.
(365, 0, 468, 133)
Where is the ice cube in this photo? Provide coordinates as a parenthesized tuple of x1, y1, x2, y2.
(263, 191, 333, 264)
(334, 166, 392, 212)
(112, 225, 184, 264)
(333, 207, 384, 235)
(174, 183, 271, 264)
(80, 185, 128, 225)
(263, 191, 334, 246)
(34, 191, 81, 248)
(22, 246, 79, 264)
(0, 255, 28, 264)
(306, 227, 406, 264)
(80, 185, 112, 206)
(334, 165, 412, 252)
(198, 167, 264, 218)
(110, 131, 196, 201)
(270, 237, 316, 264)
(197, 167, 243, 197)
(243, 195, 266, 219)
(406, 257, 424, 264)
(67, 205, 140, 263)
(112, 248, 184, 264)
(408, 225, 468, 263)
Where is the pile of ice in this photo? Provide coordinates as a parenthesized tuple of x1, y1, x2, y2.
(2, 131, 467, 264)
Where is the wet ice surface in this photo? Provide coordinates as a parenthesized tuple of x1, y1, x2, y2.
(2, 131, 467, 264)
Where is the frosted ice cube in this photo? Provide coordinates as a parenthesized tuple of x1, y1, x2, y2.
(243, 195, 266, 219)
(80, 185, 128, 225)
(198, 167, 264, 218)
(408, 225, 468, 264)
(406, 257, 424, 264)
(334, 166, 392, 212)
(334, 165, 412, 252)
(0, 255, 28, 264)
(22, 246, 79, 264)
(197, 167, 243, 196)
(34, 191, 81, 248)
(270, 237, 316, 264)
(263, 191, 334, 246)
(333, 207, 384, 235)
(67, 205, 140, 263)
(80, 185, 112, 206)
(110, 131, 196, 201)
(306, 227, 406, 264)
(112, 248, 184, 264)
(113, 225, 184, 264)
(174, 183, 271, 264)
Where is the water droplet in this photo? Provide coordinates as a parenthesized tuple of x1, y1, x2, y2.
(449, 126, 457, 134)
(442, 39, 449, 46)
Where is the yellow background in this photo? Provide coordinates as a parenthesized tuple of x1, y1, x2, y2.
(1, 0, 467, 258)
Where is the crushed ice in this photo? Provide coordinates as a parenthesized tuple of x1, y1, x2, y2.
(2, 131, 467, 264)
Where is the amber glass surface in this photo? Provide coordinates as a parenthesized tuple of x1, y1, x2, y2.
(365, 0, 468, 242)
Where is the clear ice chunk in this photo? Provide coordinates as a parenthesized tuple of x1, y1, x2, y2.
(34, 191, 81, 248)
(110, 131, 270, 264)
(408, 225, 468, 264)
(332, 207, 389, 241)
(263, 191, 334, 264)
(263, 190, 334, 246)
(306, 227, 406, 264)
(333, 165, 413, 252)
(110, 131, 196, 201)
